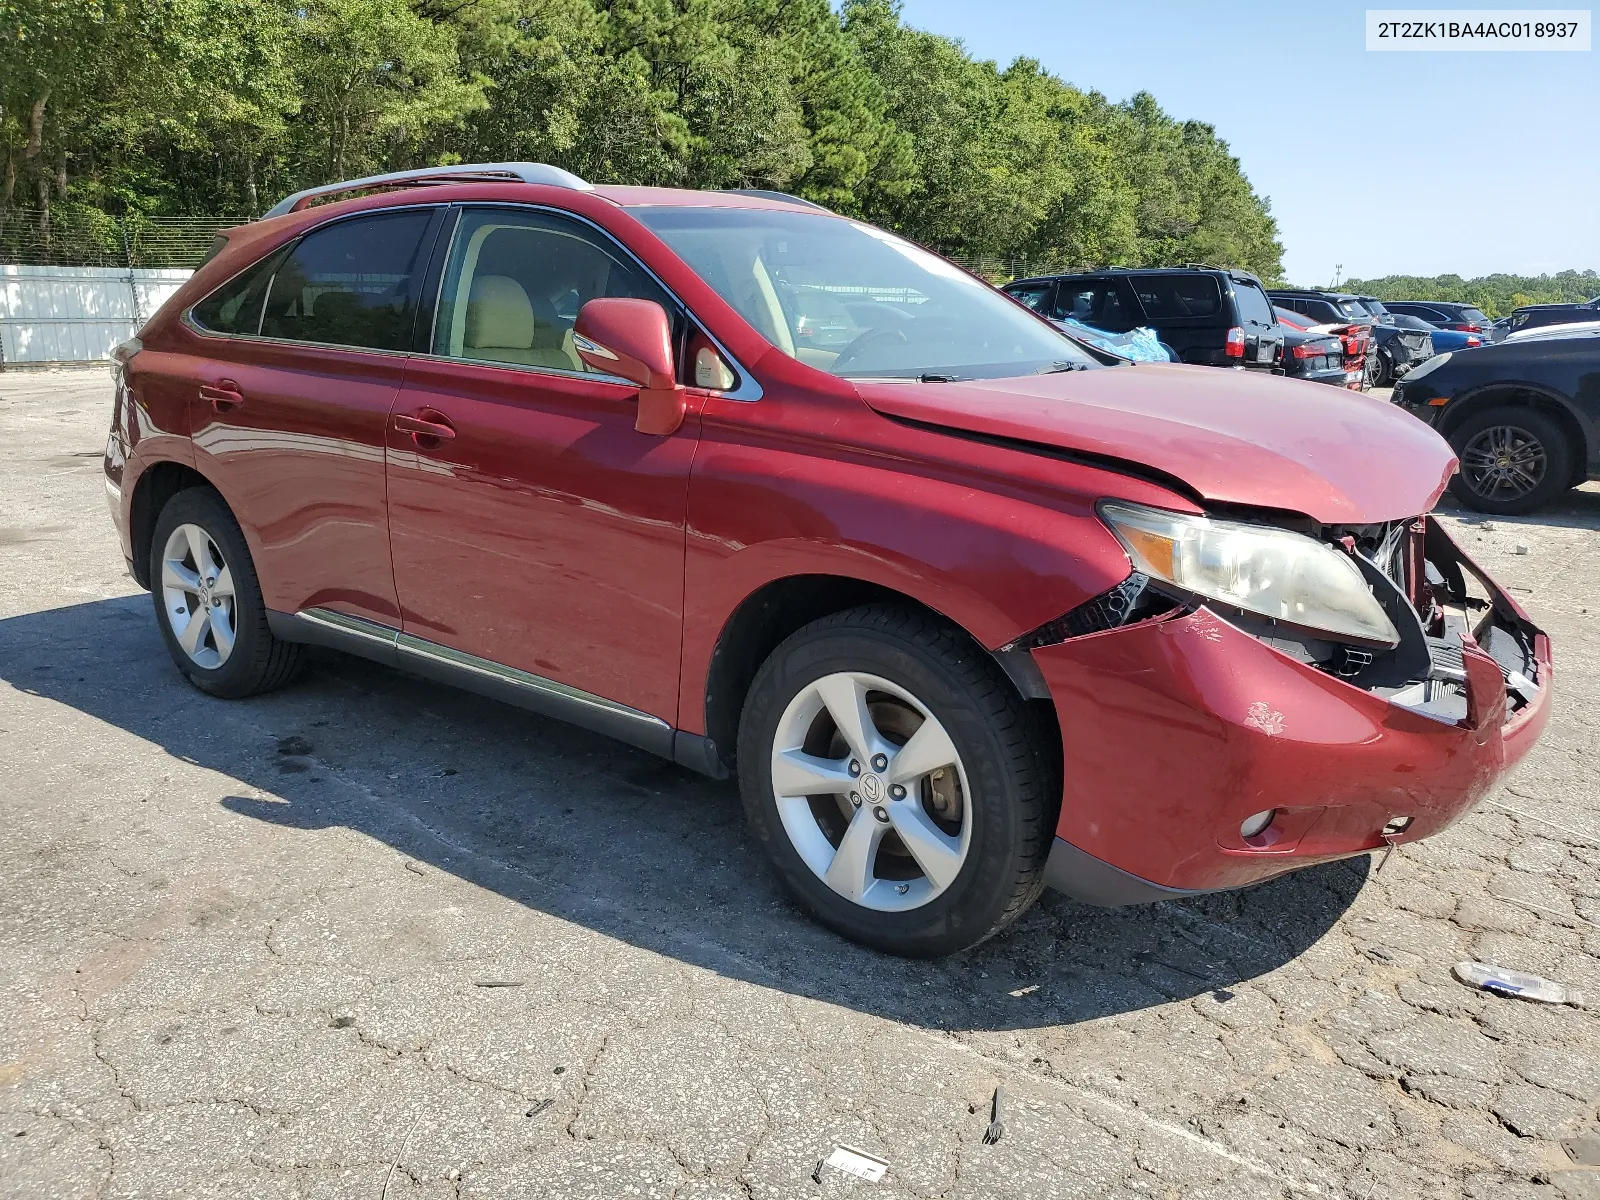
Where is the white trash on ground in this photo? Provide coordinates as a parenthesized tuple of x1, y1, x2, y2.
(1453, 960, 1587, 1006)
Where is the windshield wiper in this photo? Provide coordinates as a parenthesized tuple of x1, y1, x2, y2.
(1036, 360, 1091, 374)
(918, 372, 962, 383)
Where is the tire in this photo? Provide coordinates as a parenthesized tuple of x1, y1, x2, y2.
(736, 604, 1056, 957)
(1447, 405, 1571, 516)
(150, 487, 303, 698)
(1369, 349, 1392, 389)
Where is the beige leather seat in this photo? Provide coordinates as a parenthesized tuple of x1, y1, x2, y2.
(463, 275, 581, 371)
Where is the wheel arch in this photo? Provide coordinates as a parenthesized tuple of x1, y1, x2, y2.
(128, 460, 221, 589)
(698, 573, 1058, 777)
(1439, 384, 1589, 487)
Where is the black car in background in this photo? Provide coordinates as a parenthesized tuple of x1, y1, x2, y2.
(1270, 289, 1373, 326)
(1004, 267, 1284, 369)
(1508, 295, 1600, 335)
(1383, 300, 1493, 336)
(1392, 331, 1600, 514)
(1270, 289, 1433, 386)
(1351, 295, 1394, 323)
(1277, 325, 1348, 386)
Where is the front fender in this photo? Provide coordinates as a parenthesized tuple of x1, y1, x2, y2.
(676, 392, 1193, 735)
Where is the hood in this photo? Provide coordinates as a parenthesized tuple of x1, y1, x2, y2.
(854, 364, 1457, 525)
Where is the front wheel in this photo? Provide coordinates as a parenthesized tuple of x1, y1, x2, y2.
(736, 606, 1056, 957)
(1448, 405, 1571, 516)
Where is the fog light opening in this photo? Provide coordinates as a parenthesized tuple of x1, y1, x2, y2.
(1239, 809, 1277, 839)
(1383, 815, 1414, 836)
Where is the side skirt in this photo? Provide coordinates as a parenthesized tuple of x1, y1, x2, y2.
(266, 607, 701, 767)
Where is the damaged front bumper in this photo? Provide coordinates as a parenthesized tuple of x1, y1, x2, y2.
(1035, 516, 1552, 905)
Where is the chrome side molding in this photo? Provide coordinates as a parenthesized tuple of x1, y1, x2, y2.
(267, 608, 673, 758)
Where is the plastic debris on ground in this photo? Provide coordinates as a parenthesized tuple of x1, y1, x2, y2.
(819, 1145, 889, 1182)
(1453, 961, 1587, 1006)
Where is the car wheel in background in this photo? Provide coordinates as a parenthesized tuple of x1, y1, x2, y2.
(737, 605, 1056, 957)
(151, 487, 303, 698)
(1448, 406, 1571, 516)
(1369, 349, 1392, 389)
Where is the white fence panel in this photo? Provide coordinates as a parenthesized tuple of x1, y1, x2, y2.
(0, 265, 192, 366)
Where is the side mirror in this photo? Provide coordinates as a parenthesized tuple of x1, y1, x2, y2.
(573, 298, 686, 436)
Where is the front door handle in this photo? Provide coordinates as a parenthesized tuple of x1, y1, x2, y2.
(394, 411, 457, 444)
(200, 381, 244, 411)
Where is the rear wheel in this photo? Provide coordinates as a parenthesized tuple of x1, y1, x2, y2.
(1448, 406, 1571, 516)
(151, 488, 302, 698)
(1369, 349, 1392, 388)
(737, 605, 1055, 957)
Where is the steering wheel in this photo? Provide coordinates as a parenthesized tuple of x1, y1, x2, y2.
(830, 326, 910, 374)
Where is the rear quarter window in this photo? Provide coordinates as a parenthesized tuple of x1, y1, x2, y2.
(1130, 276, 1221, 319)
(190, 249, 286, 336)
(1232, 281, 1275, 326)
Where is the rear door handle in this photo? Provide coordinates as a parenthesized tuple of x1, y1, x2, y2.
(394, 411, 457, 443)
(200, 381, 244, 411)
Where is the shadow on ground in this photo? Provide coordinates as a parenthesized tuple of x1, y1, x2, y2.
(4, 595, 1377, 1033)
(1437, 482, 1600, 531)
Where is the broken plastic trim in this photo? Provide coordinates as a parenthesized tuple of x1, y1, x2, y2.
(1004, 572, 1181, 650)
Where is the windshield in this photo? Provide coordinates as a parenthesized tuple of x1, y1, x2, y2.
(1335, 299, 1370, 319)
(1359, 297, 1389, 316)
(1462, 308, 1489, 324)
(631, 207, 1095, 380)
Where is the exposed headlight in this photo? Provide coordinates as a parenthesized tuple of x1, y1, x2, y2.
(1099, 502, 1401, 648)
(1402, 350, 1451, 381)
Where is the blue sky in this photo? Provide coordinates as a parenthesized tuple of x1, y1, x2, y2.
(895, 0, 1599, 285)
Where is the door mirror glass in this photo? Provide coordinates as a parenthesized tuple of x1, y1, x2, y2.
(574, 298, 686, 435)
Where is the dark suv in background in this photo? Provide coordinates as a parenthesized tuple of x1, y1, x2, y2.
(1005, 267, 1283, 369)
(1507, 295, 1600, 335)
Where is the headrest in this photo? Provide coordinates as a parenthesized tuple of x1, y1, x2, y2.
(465, 275, 534, 350)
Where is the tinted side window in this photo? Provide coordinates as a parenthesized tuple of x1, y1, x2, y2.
(1131, 276, 1221, 319)
(433, 207, 679, 374)
(1305, 301, 1340, 323)
(1049, 282, 1127, 324)
(260, 210, 433, 350)
(1232, 281, 1275, 326)
(1007, 284, 1053, 312)
(191, 250, 285, 335)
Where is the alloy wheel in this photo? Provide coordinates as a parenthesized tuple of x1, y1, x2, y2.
(769, 671, 971, 913)
(160, 523, 237, 669)
(1460, 424, 1547, 503)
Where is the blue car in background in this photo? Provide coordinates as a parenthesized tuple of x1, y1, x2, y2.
(1387, 312, 1484, 353)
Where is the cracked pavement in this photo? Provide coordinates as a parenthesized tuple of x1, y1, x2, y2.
(2, 369, 1598, 1199)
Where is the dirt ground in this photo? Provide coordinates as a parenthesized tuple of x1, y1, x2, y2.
(2, 367, 1597, 1200)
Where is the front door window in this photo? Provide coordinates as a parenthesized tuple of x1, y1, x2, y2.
(431, 208, 679, 373)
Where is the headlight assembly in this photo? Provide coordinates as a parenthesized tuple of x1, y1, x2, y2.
(1098, 502, 1401, 648)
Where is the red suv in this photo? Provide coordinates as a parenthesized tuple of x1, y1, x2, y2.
(104, 163, 1552, 956)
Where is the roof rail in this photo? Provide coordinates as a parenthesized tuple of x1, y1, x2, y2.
(718, 188, 830, 212)
(263, 162, 594, 219)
